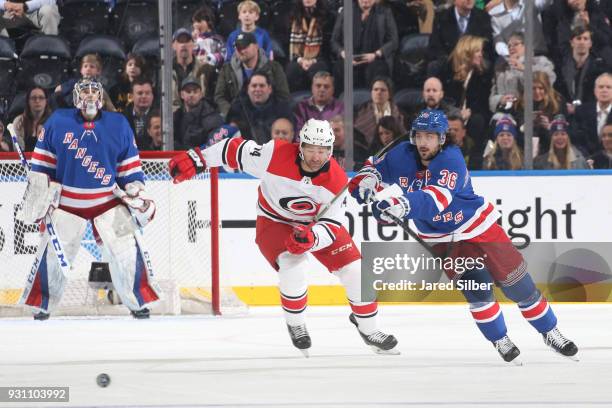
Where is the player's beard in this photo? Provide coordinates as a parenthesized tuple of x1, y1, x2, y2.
(418, 148, 436, 162)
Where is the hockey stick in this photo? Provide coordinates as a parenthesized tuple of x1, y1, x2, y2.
(314, 134, 406, 222)
(7, 123, 72, 276)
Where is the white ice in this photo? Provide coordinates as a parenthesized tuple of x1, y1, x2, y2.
(1, 304, 611, 408)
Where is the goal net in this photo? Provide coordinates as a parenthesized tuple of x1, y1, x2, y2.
(0, 152, 245, 317)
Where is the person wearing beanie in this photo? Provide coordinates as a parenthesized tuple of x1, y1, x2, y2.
(534, 116, 588, 169)
(483, 118, 524, 170)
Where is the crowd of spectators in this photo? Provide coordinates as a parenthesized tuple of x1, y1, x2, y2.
(0, 0, 610, 171)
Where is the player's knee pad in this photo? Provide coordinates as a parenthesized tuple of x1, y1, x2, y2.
(499, 273, 539, 305)
(20, 209, 87, 312)
(458, 268, 495, 304)
(94, 206, 160, 311)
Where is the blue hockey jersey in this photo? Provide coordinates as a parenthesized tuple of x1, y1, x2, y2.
(372, 142, 500, 242)
(31, 109, 144, 211)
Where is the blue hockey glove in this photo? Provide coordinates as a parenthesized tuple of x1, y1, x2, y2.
(372, 197, 410, 224)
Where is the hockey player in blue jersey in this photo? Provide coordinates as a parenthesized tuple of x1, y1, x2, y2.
(20, 78, 160, 320)
(349, 109, 578, 363)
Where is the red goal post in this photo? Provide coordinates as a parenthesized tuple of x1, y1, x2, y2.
(0, 151, 238, 316)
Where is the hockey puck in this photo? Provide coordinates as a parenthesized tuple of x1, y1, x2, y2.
(96, 373, 111, 388)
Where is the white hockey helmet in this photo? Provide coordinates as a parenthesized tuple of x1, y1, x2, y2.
(298, 118, 335, 161)
(73, 77, 103, 117)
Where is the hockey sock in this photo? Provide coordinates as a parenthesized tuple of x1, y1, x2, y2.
(500, 274, 557, 334)
(349, 300, 378, 335)
(281, 290, 307, 326)
(461, 269, 507, 341)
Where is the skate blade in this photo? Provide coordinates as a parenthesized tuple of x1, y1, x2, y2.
(510, 358, 523, 366)
(371, 346, 401, 355)
(300, 349, 310, 358)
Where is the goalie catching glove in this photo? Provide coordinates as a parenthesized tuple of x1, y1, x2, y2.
(285, 224, 318, 255)
(114, 181, 156, 228)
(372, 196, 411, 224)
(168, 147, 207, 184)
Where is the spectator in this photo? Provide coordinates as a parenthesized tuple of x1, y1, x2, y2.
(124, 77, 156, 149)
(427, 0, 493, 75)
(173, 77, 224, 150)
(293, 71, 344, 133)
(556, 25, 609, 115)
(54, 54, 116, 111)
(355, 115, 403, 168)
(587, 121, 612, 168)
(225, 0, 273, 61)
(331, 0, 399, 90)
(271, 117, 295, 142)
(0, 0, 60, 36)
(488, 0, 551, 58)
(534, 115, 588, 169)
(226, 71, 294, 144)
(109, 53, 147, 113)
(143, 110, 163, 151)
(447, 111, 476, 167)
(489, 32, 556, 113)
(192, 6, 226, 69)
(405, 0, 435, 34)
(329, 114, 346, 167)
(0, 120, 9, 151)
(286, 0, 332, 92)
(514, 71, 566, 154)
(409, 76, 460, 121)
(482, 118, 523, 170)
(10, 86, 51, 152)
(172, 28, 216, 111)
(573, 72, 612, 154)
(442, 35, 492, 166)
(545, 0, 612, 67)
(215, 32, 289, 117)
(354, 76, 407, 156)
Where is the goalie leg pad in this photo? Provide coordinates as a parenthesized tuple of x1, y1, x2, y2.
(94, 205, 161, 311)
(20, 209, 87, 312)
(22, 172, 61, 223)
(277, 252, 309, 326)
(336, 260, 379, 335)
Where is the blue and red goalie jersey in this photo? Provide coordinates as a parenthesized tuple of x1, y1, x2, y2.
(371, 142, 500, 242)
(30, 109, 144, 212)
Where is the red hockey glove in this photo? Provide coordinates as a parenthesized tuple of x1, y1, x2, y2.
(285, 224, 317, 255)
(169, 147, 207, 184)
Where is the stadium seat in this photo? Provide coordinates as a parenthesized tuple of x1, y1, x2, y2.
(59, 0, 110, 51)
(18, 35, 71, 90)
(132, 34, 160, 86)
(173, 0, 211, 32)
(340, 88, 371, 109)
(6, 91, 26, 123)
(267, 0, 292, 50)
(289, 90, 311, 111)
(393, 88, 423, 116)
(75, 34, 126, 89)
(0, 37, 18, 96)
(216, 0, 240, 38)
(270, 36, 287, 67)
(395, 33, 429, 89)
(110, 0, 159, 49)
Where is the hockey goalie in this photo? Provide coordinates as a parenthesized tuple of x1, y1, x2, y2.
(19, 78, 160, 320)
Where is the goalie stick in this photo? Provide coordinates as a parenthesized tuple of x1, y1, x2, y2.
(7, 123, 72, 277)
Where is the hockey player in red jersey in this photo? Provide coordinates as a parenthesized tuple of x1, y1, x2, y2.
(20, 78, 159, 320)
(170, 119, 398, 356)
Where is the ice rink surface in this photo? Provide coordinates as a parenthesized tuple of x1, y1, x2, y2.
(1, 304, 611, 408)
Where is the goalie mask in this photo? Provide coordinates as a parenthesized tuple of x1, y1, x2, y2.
(73, 78, 103, 118)
(298, 118, 335, 161)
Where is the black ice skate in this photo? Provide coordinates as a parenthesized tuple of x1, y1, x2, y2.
(130, 308, 150, 319)
(492, 335, 521, 364)
(33, 311, 50, 321)
(287, 323, 311, 357)
(349, 314, 399, 355)
(543, 327, 578, 360)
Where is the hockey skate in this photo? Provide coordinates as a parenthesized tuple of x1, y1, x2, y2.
(130, 308, 150, 319)
(492, 335, 521, 365)
(543, 327, 579, 361)
(287, 323, 311, 357)
(33, 311, 50, 321)
(349, 314, 399, 355)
